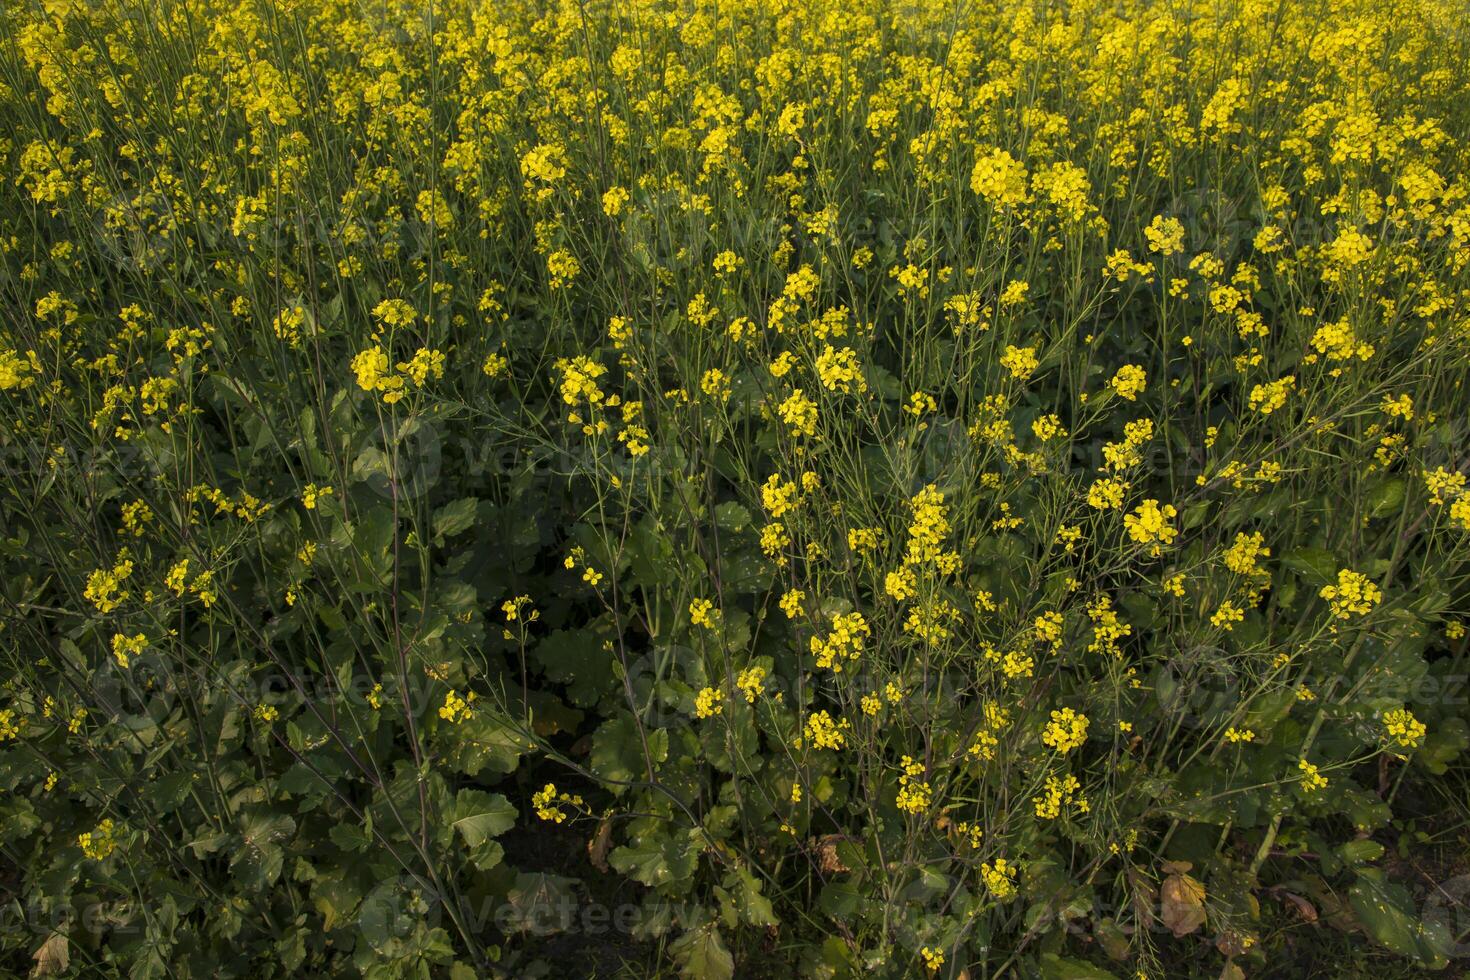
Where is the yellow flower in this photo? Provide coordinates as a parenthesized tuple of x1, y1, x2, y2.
(1223, 532, 1269, 575)
(970, 147, 1029, 208)
(1000, 279, 1030, 306)
(694, 686, 724, 718)
(815, 345, 866, 394)
(79, 819, 118, 860)
(165, 558, 190, 595)
(520, 143, 567, 188)
(1297, 758, 1327, 793)
(371, 299, 417, 329)
(502, 595, 538, 623)
(1033, 773, 1087, 819)
(397, 348, 445, 387)
(904, 485, 952, 566)
(545, 249, 580, 289)
(1144, 215, 1186, 255)
(1000, 344, 1040, 380)
(302, 483, 333, 510)
(1087, 477, 1128, 510)
(1248, 376, 1295, 415)
(689, 598, 717, 628)
(111, 632, 147, 668)
(893, 755, 933, 815)
(981, 859, 1018, 900)
(810, 612, 870, 672)
(1110, 364, 1147, 400)
(1380, 394, 1414, 421)
(804, 710, 848, 750)
(351, 346, 405, 401)
(0, 348, 40, 390)
(699, 368, 732, 402)
(0, 709, 26, 743)
(1042, 707, 1089, 753)
(532, 783, 583, 823)
(737, 666, 766, 703)
(85, 551, 134, 613)
(1383, 708, 1425, 749)
(776, 102, 806, 139)
(1423, 467, 1466, 505)
(1319, 568, 1381, 619)
(1211, 601, 1245, 630)
(1032, 414, 1067, 441)
(482, 353, 509, 378)
(601, 185, 630, 216)
(1034, 610, 1064, 648)
(777, 389, 818, 437)
(439, 689, 476, 724)
(1123, 499, 1177, 555)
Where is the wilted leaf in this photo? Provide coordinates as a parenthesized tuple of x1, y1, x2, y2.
(30, 934, 68, 978)
(588, 817, 613, 872)
(1160, 871, 1207, 937)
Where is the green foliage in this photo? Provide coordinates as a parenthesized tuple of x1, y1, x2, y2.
(2, 0, 1470, 976)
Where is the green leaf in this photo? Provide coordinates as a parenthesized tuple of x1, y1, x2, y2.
(1416, 716, 1468, 775)
(312, 870, 366, 932)
(713, 502, 752, 532)
(533, 629, 618, 707)
(329, 822, 371, 853)
(1039, 953, 1120, 980)
(1338, 840, 1384, 864)
(1368, 477, 1405, 518)
(608, 834, 699, 893)
(608, 828, 699, 889)
(230, 810, 296, 891)
(186, 829, 230, 858)
(670, 922, 734, 980)
(432, 497, 479, 541)
(1281, 548, 1337, 584)
(501, 873, 578, 934)
(442, 709, 532, 777)
(447, 790, 516, 869)
(628, 518, 677, 589)
(723, 866, 778, 927)
(1349, 870, 1451, 968)
(590, 713, 667, 791)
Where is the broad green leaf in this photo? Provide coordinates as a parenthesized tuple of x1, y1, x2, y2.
(447, 790, 516, 869)
(432, 497, 479, 540)
(1039, 953, 1120, 980)
(590, 713, 667, 791)
(670, 922, 734, 980)
(230, 810, 296, 891)
(608, 828, 699, 888)
(501, 873, 578, 934)
(1349, 870, 1451, 968)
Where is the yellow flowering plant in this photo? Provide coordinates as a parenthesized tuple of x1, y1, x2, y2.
(1, 0, 1469, 976)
